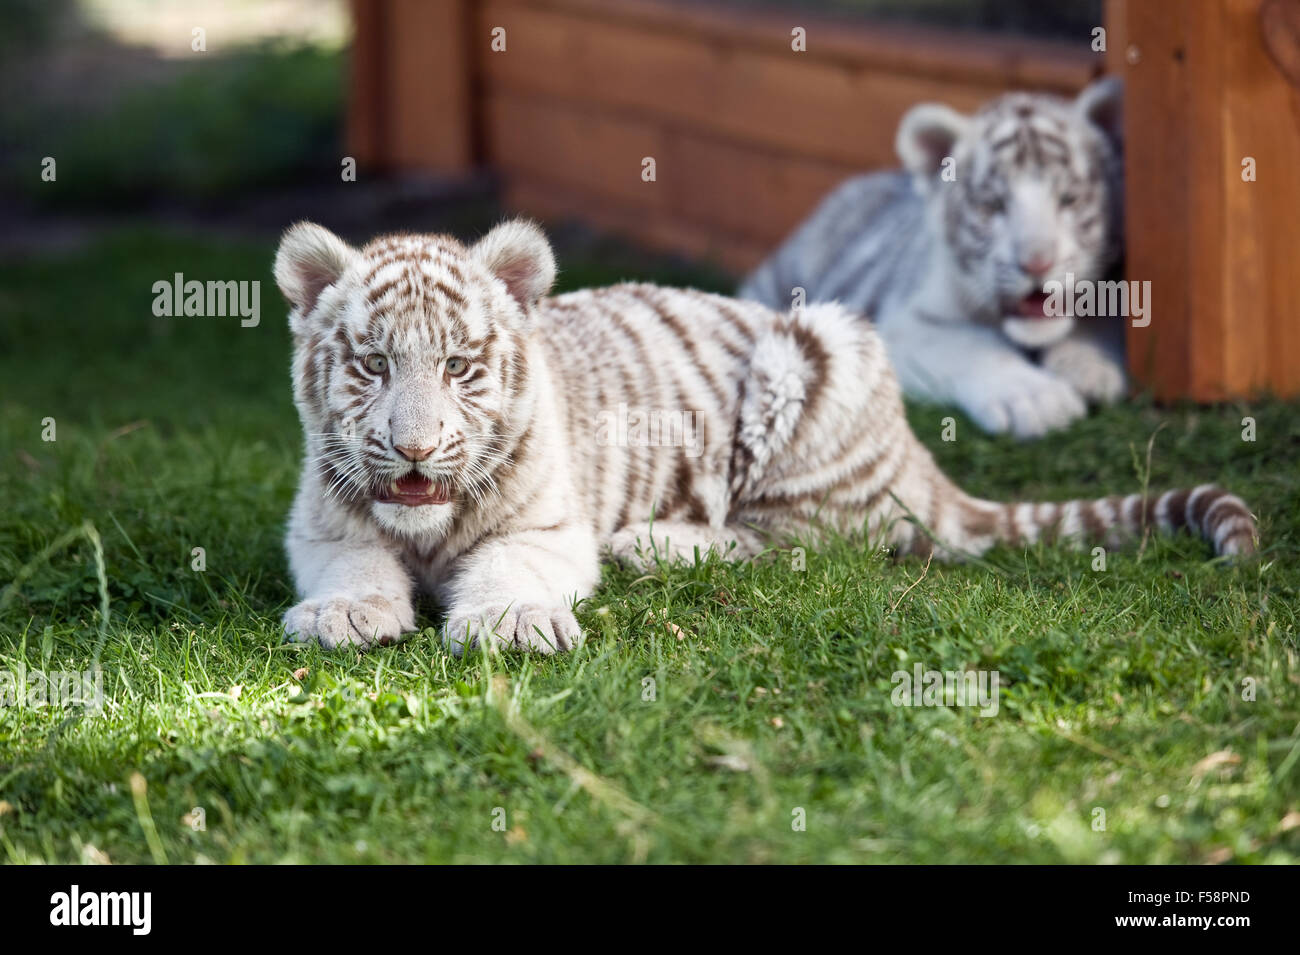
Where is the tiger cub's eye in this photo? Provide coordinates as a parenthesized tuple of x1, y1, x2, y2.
(981, 196, 1006, 217)
(446, 357, 469, 377)
(362, 354, 388, 375)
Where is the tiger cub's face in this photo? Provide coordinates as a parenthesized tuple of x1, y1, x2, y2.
(273, 220, 556, 539)
(897, 77, 1123, 348)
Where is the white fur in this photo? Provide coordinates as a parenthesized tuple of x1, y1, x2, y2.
(277, 222, 594, 653)
(743, 78, 1128, 440)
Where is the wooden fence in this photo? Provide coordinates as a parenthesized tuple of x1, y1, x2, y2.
(348, 0, 1300, 401)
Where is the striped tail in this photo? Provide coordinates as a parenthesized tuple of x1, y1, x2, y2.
(960, 484, 1258, 558)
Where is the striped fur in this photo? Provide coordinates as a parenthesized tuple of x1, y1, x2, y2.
(740, 77, 1128, 439)
(273, 219, 1258, 654)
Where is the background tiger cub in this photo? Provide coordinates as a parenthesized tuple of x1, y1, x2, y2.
(273, 219, 1255, 654)
(740, 77, 1126, 439)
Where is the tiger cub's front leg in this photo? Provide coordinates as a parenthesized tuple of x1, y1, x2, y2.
(283, 534, 417, 650)
(441, 524, 600, 655)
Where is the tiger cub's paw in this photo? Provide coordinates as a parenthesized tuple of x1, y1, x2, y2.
(442, 604, 584, 656)
(963, 364, 1087, 439)
(1042, 338, 1127, 405)
(283, 595, 414, 649)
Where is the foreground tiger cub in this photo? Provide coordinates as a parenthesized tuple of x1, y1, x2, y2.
(274, 220, 1257, 654)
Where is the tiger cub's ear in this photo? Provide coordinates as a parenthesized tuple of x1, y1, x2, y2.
(896, 103, 970, 185)
(1075, 75, 1123, 151)
(472, 218, 557, 310)
(274, 221, 356, 320)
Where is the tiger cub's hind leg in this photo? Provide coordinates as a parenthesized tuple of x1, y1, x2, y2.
(607, 521, 766, 570)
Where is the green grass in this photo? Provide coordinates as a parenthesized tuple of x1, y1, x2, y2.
(5, 43, 343, 209)
(1, 230, 1297, 864)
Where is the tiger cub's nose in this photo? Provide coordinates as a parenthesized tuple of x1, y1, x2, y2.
(394, 443, 436, 462)
(1018, 250, 1056, 278)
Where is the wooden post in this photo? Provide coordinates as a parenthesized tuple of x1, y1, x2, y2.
(347, 0, 474, 174)
(346, 0, 387, 168)
(1111, 0, 1300, 400)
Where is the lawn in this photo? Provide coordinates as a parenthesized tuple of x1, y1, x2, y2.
(0, 229, 1297, 864)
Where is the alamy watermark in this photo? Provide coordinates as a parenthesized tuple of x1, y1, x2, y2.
(595, 403, 702, 458)
(1043, 272, 1150, 328)
(151, 273, 260, 327)
(50, 885, 150, 935)
(890, 663, 1000, 717)
(0, 664, 104, 713)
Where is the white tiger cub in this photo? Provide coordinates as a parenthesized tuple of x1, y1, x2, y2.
(740, 77, 1126, 439)
(274, 218, 1256, 653)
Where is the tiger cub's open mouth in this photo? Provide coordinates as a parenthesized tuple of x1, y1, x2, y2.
(375, 472, 451, 507)
(1015, 290, 1053, 319)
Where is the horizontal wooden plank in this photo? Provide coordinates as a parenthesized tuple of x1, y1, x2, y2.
(485, 91, 858, 245)
(489, 0, 1099, 88)
(503, 174, 769, 274)
(485, 92, 668, 209)
(476, 0, 1095, 168)
(668, 134, 854, 244)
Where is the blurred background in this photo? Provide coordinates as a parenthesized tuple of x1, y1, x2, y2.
(0, 0, 1105, 269)
(0, 0, 1295, 411)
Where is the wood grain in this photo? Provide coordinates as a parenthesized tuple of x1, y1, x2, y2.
(475, 0, 1084, 169)
(1120, 0, 1299, 399)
